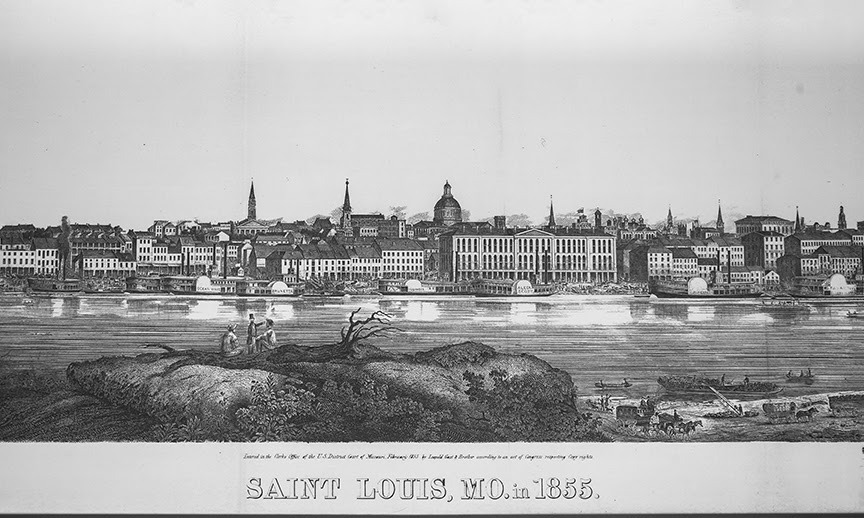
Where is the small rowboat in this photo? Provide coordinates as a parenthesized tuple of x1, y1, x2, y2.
(785, 371, 815, 385)
(595, 379, 632, 389)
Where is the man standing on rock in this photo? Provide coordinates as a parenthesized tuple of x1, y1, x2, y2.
(247, 313, 263, 354)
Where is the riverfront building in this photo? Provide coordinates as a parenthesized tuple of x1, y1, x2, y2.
(735, 215, 795, 236)
(438, 222, 617, 283)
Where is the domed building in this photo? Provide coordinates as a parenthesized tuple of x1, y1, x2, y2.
(433, 181, 462, 227)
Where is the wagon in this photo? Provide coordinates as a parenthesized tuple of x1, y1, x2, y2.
(762, 401, 798, 421)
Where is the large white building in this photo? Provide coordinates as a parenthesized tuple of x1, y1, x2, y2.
(439, 224, 617, 283)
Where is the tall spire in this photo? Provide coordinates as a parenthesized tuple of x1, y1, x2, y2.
(548, 195, 556, 228)
(342, 178, 352, 213)
(794, 206, 801, 232)
(716, 199, 724, 233)
(247, 180, 256, 220)
(838, 205, 847, 230)
(340, 178, 352, 229)
(666, 206, 673, 231)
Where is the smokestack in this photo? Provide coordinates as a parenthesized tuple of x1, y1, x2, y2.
(222, 241, 228, 279)
(544, 247, 550, 284)
(453, 245, 459, 282)
(727, 249, 732, 284)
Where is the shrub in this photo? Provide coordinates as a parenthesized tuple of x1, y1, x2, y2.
(233, 374, 450, 442)
(463, 368, 610, 442)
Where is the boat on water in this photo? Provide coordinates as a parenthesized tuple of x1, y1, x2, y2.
(472, 278, 557, 298)
(378, 278, 474, 296)
(26, 278, 83, 293)
(785, 370, 815, 385)
(657, 375, 782, 397)
(595, 379, 632, 389)
(758, 295, 809, 310)
(649, 278, 763, 299)
(786, 273, 862, 300)
(847, 310, 861, 318)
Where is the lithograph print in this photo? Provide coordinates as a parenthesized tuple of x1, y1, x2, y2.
(1, 0, 862, 513)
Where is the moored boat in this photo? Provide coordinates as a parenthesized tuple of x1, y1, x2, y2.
(649, 278, 762, 299)
(27, 277, 82, 293)
(378, 278, 474, 296)
(472, 278, 556, 298)
(657, 375, 782, 397)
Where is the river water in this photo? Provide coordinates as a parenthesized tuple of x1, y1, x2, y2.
(1, 293, 862, 399)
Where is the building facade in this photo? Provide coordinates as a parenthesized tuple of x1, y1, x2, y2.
(742, 231, 785, 269)
(735, 215, 795, 236)
(439, 227, 617, 283)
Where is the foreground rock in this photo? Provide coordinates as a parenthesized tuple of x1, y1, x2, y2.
(66, 341, 608, 442)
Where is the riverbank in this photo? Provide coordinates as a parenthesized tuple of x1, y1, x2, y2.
(2, 362, 861, 442)
(580, 392, 864, 442)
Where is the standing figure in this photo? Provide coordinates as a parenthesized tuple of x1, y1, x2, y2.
(246, 313, 263, 353)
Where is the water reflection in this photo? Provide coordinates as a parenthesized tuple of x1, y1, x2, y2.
(51, 298, 64, 318)
(509, 303, 538, 325)
(187, 300, 224, 320)
(556, 305, 632, 326)
(264, 303, 296, 322)
(652, 303, 689, 321)
(404, 301, 440, 322)
(687, 305, 715, 322)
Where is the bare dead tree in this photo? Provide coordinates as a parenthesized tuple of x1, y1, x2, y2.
(334, 308, 401, 358)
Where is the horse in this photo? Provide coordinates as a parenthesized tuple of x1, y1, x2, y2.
(795, 407, 819, 421)
(682, 420, 703, 435)
(615, 405, 640, 429)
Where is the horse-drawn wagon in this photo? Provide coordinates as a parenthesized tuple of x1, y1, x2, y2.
(762, 401, 797, 421)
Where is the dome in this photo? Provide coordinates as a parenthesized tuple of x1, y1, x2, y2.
(433, 181, 463, 226)
(434, 180, 461, 210)
(434, 196, 462, 210)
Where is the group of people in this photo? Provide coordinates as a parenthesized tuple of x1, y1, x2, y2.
(597, 394, 612, 412)
(220, 313, 277, 357)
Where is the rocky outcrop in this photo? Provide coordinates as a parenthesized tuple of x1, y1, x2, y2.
(65, 341, 591, 441)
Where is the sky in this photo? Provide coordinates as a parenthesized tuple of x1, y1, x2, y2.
(2, 0, 863, 230)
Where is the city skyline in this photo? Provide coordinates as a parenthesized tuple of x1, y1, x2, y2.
(3, 1, 863, 229)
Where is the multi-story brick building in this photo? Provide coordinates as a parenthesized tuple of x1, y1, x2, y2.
(670, 248, 699, 278)
(30, 238, 59, 276)
(378, 238, 424, 279)
(784, 231, 852, 257)
(742, 231, 786, 269)
(0, 236, 35, 275)
(776, 245, 863, 282)
(77, 251, 137, 278)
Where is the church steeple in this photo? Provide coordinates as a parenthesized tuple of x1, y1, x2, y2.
(838, 205, 847, 230)
(342, 178, 352, 213)
(716, 199, 724, 233)
(548, 196, 556, 228)
(794, 206, 801, 232)
(666, 206, 674, 231)
(247, 180, 256, 220)
(340, 178, 352, 229)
